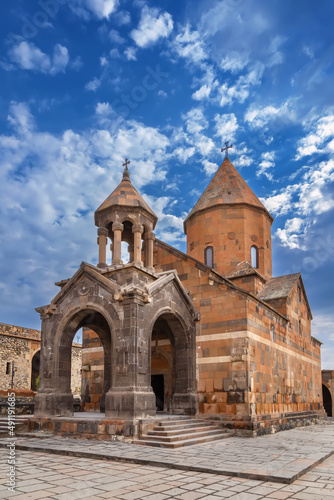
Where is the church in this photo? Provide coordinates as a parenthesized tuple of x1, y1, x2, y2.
(34, 152, 323, 436)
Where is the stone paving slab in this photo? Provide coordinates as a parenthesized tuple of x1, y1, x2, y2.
(1, 421, 334, 484)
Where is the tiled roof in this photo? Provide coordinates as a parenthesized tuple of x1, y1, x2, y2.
(226, 260, 257, 278)
(95, 170, 157, 220)
(184, 157, 273, 224)
(258, 273, 301, 301)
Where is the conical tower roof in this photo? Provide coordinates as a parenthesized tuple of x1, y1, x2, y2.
(95, 167, 157, 227)
(184, 157, 273, 228)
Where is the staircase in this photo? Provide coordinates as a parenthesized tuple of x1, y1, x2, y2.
(0, 416, 30, 437)
(133, 416, 234, 448)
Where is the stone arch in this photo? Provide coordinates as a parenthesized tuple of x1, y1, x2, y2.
(35, 295, 117, 417)
(31, 350, 40, 391)
(148, 305, 198, 415)
(322, 384, 332, 417)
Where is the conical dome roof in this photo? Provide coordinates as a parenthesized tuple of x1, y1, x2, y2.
(184, 157, 273, 228)
(95, 168, 157, 227)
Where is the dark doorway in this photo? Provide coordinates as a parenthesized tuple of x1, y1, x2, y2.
(31, 351, 40, 391)
(322, 384, 332, 417)
(151, 374, 164, 411)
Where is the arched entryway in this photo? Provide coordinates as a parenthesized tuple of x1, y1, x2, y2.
(35, 305, 113, 417)
(150, 312, 197, 415)
(81, 327, 107, 412)
(322, 384, 332, 417)
(31, 350, 40, 391)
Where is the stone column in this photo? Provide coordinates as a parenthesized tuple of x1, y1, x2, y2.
(144, 231, 155, 271)
(112, 222, 123, 265)
(128, 244, 134, 263)
(97, 227, 108, 268)
(132, 224, 144, 266)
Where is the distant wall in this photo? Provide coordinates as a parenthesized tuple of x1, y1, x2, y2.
(0, 323, 81, 395)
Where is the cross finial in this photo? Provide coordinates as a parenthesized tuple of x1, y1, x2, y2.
(221, 141, 233, 157)
(123, 158, 130, 171)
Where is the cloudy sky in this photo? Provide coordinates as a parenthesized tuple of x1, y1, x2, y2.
(1, 0, 334, 367)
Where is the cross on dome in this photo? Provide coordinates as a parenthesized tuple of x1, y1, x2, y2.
(123, 158, 130, 171)
(221, 142, 233, 157)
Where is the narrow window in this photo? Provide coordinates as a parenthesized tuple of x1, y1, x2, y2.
(299, 320, 302, 335)
(298, 284, 301, 301)
(251, 245, 258, 268)
(6, 362, 11, 375)
(205, 246, 213, 267)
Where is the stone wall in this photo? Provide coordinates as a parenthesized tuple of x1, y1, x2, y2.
(0, 323, 82, 396)
(153, 240, 323, 434)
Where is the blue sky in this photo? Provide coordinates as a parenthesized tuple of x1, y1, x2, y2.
(1, 0, 334, 367)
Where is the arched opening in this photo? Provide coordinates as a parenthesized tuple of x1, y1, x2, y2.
(205, 246, 213, 267)
(58, 309, 112, 414)
(251, 245, 258, 268)
(150, 312, 197, 415)
(31, 350, 40, 391)
(322, 384, 332, 417)
(121, 220, 134, 264)
(151, 321, 173, 412)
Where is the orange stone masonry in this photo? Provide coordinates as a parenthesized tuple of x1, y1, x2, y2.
(184, 158, 273, 280)
(43, 155, 323, 436)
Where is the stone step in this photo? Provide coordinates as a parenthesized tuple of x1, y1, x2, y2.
(155, 420, 212, 431)
(144, 428, 227, 442)
(133, 431, 232, 448)
(151, 424, 214, 436)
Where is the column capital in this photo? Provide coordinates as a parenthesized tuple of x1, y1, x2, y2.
(97, 227, 108, 236)
(112, 221, 124, 232)
(144, 231, 155, 241)
(132, 224, 144, 234)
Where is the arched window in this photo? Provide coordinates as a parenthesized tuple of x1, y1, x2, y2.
(205, 246, 213, 267)
(251, 245, 258, 268)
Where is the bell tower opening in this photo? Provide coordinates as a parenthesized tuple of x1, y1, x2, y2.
(94, 160, 157, 271)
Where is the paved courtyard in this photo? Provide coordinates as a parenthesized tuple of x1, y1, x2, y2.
(0, 420, 334, 499)
(1, 449, 334, 500)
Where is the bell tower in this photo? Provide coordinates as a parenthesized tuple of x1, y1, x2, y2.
(184, 153, 274, 280)
(94, 159, 158, 272)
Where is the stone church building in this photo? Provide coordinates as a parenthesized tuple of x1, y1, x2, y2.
(34, 156, 323, 436)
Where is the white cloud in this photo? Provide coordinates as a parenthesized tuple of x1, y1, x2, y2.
(257, 151, 275, 180)
(170, 108, 215, 161)
(142, 194, 185, 245)
(214, 113, 238, 142)
(174, 147, 195, 162)
(130, 6, 173, 48)
(275, 218, 309, 250)
(260, 188, 295, 216)
(172, 25, 207, 64)
(115, 10, 131, 25)
(245, 99, 295, 129)
(8, 42, 69, 75)
(218, 62, 264, 107)
(50, 44, 70, 75)
(220, 51, 249, 74)
(183, 108, 208, 135)
(124, 47, 137, 61)
(192, 84, 212, 101)
(70, 0, 119, 19)
(85, 77, 101, 91)
(95, 102, 112, 115)
(0, 101, 173, 324)
(7, 102, 35, 135)
(109, 29, 125, 44)
(203, 160, 218, 176)
(296, 115, 334, 159)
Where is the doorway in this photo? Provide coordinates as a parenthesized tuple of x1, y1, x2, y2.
(151, 374, 164, 411)
(322, 384, 332, 417)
